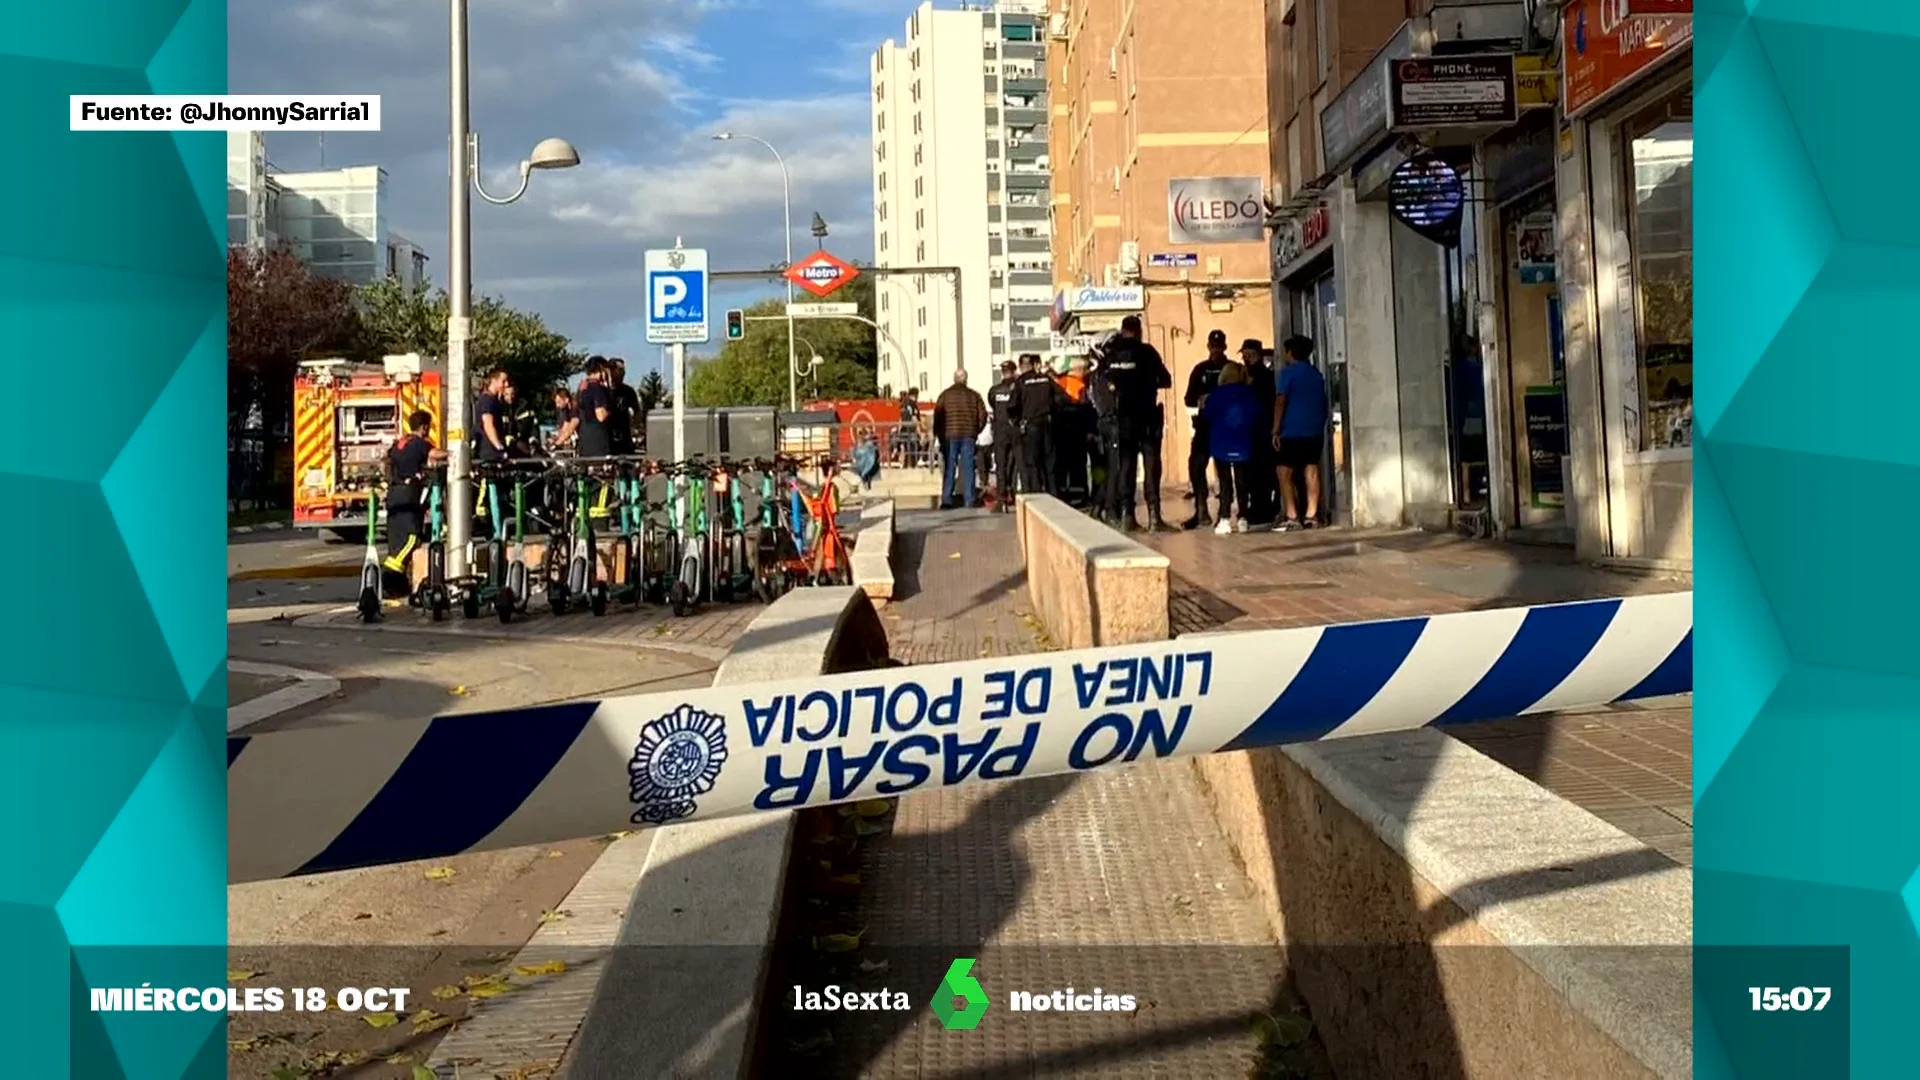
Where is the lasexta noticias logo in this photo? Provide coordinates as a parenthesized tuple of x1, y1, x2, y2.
(930, 958, 989, 1030)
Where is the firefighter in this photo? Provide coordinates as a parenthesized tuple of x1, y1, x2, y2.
(472, 368, 512, 536)
(987, 359, 1021, 511)
(1054, 355, 1095, 506)
(382, 409, 445, 598)
(502, 383, 540, 456)
(1099, 315, 1173, 531)
(1013, 353, 1068, 496)
(607, 357, 641, 457)
(1180, 329, 1234, 530)
(550, 385, 581, 451)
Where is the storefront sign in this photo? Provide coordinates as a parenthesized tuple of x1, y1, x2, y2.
(1167, 177, 1268, 244)
(1272, 202, 1331, 278)
(1523, 387, 1568, 509)
(1320, 20, 1416, 173)
(1600, 0, 1692, 32)
(1388, 54, 1518, 131)
(1067, 285, 1145, 313)
(1562, 0, 1693, 118)
(1388, 156, 1466, 246)
(1516, 54, 1557, 109)
(1515, 211, 1557, 284)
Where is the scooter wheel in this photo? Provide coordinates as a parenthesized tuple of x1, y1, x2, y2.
(590, 586, 608, 617)
(549, 585, 569, 616)
(431, 592, 450, 622)
(461, 592, 481, 620)
(496, 589, 517, 624)
(714, 577, 734, 604)
(670, 581, 692, 617)
(357, 587, 381, 623)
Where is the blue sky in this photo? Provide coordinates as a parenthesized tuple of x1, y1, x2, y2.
(231, 0, 926, 379)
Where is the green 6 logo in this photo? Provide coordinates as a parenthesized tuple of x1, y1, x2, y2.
(930, 958, 989, 1030)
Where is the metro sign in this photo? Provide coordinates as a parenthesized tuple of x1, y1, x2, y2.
(784, 250, 860, 297)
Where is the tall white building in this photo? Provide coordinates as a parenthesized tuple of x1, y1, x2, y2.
(225, 131, 429, 288)
(871, 0, 1053, 395)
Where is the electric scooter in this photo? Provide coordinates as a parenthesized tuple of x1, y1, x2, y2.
(607, 461, 645, 610)
(410, 469, 453, 621)
(461, 469, 531, 622)
(668, 460, 711, 617)
(558, 467, 610, 616)
(356, 484, 383, 623)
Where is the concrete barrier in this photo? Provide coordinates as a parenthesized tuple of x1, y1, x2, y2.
(1014, 493, 1169, 648)
(1189, 718, 1690, 1078)
(423, 587, 889, 1080)
(850, 498, 896, 604)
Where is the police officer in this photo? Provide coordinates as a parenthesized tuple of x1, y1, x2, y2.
(987, 359, 1021, 511)
(1181, 329, 1235, 530)
(1097, 315, 1173, 531)
(1241, 339, 1277, 524)
(1013, 353, 1068, 496)
(1086, 343, 1121, 522)
(382, 409, 445, 597)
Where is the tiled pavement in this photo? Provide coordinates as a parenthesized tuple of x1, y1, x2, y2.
(757, 510, 1335, 1078)
(297, 590, 760, 661)
(1143, 525, 1696, 867)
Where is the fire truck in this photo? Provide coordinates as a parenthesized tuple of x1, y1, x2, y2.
(291, 354, 446, 540)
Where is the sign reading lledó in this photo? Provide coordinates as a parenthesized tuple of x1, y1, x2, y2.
(1167, 176, 1267, 245)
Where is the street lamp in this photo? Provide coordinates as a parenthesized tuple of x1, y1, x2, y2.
(446, 0, 579, 579)
(712, 132, 798, 412)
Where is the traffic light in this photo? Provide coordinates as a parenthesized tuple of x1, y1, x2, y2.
(725, 309, 745, 340)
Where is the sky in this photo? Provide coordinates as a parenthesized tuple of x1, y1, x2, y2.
(230, 0, 928, 377)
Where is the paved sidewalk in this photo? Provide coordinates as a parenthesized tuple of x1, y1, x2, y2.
(757, 511, 1335, 1078)
(1144, 526, 1694, 867)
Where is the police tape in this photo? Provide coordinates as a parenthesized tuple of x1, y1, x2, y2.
(226, 592, 1691, 883)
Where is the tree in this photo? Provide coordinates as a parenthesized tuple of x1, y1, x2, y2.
(227, 245, 362, 434)
(356, 276, 581, 404)
(685, 295, 879, 407)
(636, 369, 672, 410)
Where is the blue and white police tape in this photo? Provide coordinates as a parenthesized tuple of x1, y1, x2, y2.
(227, 592, 1690, 883)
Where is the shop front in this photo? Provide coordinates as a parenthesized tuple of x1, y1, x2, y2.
(1270, 193, 1350, 525)
(1554, 2, 1693, 567)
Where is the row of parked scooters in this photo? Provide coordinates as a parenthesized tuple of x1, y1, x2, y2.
(354, 454, 853, 625)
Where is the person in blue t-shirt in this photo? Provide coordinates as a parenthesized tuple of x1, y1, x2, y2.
(1201, 361, 1259, 533)
(1270, 335, 1330, 530)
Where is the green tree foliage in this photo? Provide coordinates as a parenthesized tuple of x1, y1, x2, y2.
(636, 369, 672, 410)
(685, 290, 879, 407)
(355, 276, 581, 404)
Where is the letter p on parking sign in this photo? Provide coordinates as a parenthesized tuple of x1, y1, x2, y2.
(645, 247, 710, 345)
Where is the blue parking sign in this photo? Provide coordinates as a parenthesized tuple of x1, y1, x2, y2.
(644, 248, 710, 345)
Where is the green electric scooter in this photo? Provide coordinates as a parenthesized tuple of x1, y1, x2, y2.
(356, 484, 383, 623)
(551, 468, 609, 616)
(608, 464, 645, 609)
(410, 470, 453, 621)
(461, 471, 531, 623)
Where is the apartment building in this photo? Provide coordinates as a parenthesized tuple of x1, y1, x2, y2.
(226, 131, 429, 288)
(870, 0, 1055, 396)
(1046, 0, 1272, 475)
(1263, 0, 1691, 568)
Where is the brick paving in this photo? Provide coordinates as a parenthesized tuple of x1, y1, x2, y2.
(757, 510, 1334, 1079)
(1143, 525, 1695, 866)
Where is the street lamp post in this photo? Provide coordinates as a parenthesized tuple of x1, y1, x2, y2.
(446, 0, 579, 579)
(712, 132, 797, 412)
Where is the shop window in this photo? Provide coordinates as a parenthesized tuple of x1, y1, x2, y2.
(1624, 94, 1693, 452)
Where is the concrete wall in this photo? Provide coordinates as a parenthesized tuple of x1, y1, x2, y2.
(1015, 494, 1169, 648)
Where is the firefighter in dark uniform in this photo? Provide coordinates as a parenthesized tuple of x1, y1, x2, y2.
(1181, 329, 1235, 530)
(382, 409, 444, 597)
(1098, 315, 1173, 531)
(987, 359, 1021, 511)
(502, 383, 541, 456)
(1013, 353, 1069, 496)
(607, 357, 641, 457)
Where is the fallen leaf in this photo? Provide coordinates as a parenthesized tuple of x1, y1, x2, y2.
(268, 1065, 304, 1080)
(948, 552, 962, 559)
(448, 685, 469, 696)
(229, 1038, 258, 1053)
(228, 970, 259, 982)
(410, 1067, 437, 1080)
(410, 1009, 456, 1034)
(362, 1012, 399, 1029)
(538, 908, 572, 924)
(854, 799, 892, 818)
(424, 866, 456, 881)
(812, 928, 865, 954)
(850, 817, 888, 837)
(597, 831, 633, 843)
(351, 912, 374, 921)
(384, 1053, 416, 1066)
(430, 985, 463, 1001)
(546, 849, 566, 858)
(516, 959, 568, 977)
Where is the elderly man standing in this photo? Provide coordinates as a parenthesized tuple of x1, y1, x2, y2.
(932, 367, 990, 509)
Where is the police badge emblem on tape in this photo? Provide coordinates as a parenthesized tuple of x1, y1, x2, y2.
(629, 704, 731, 824)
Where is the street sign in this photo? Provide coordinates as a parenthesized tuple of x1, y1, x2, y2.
(1147, 252, 1199, 268)
(644, 247, 710, 344)
(225, 591, 1692, 883)
(788, 302, 859, 317)
(1388, 54, 1518, 131)
(784, 250, 860, 297)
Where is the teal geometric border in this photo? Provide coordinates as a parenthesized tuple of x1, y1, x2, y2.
(0, 1, 228, 1077)
(1696, 2, 1918, 1075)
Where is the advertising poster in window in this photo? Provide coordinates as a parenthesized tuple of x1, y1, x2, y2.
(1515, 211, 1557, 284)
(1524, 387, 1568, 508)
